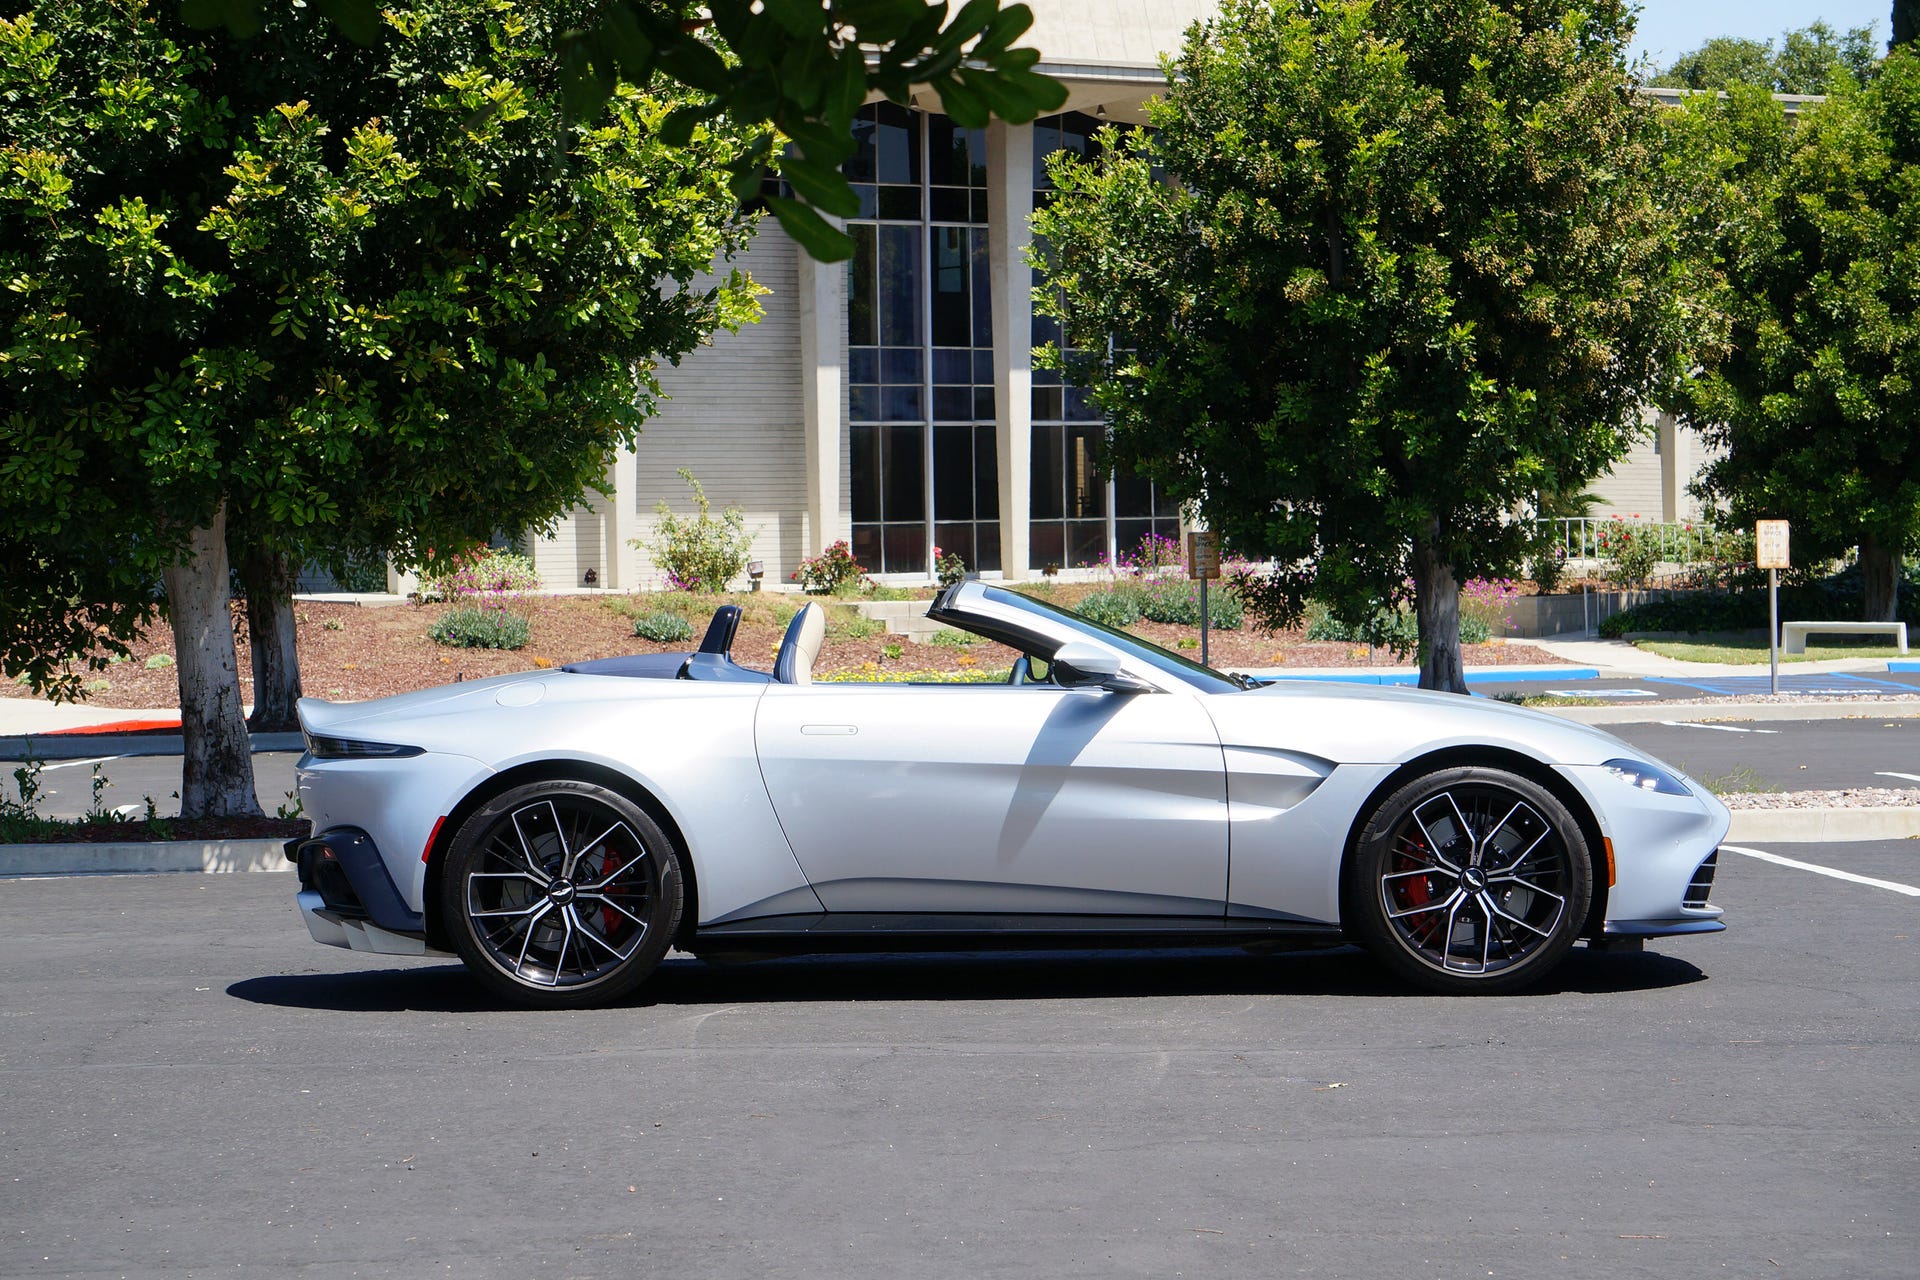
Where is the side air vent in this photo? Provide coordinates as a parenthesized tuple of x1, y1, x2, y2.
(1684, 850, 1718, 909)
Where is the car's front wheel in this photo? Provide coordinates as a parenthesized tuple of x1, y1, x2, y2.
(1348, 766, 1592, 995)
(441, 780, 682, 1008)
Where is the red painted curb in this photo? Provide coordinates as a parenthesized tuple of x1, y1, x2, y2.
(39, 718, 183, 736)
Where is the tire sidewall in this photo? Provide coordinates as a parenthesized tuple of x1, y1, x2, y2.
(1350, 765, 1593, 995)
(441, 779, 683, 1008)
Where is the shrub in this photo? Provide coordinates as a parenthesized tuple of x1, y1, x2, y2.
(1596, 517, 1660, 588)
(429, 606, 531, 650)
(928, 627, 978, 648)
(828, 609, 884, 640)
(795, 540, 867, 595)
(933, 545, 968, 589)
(1306, 603, 1419, 653)
(419, 545, 541, 603)
(1076, 585, 1145, 627)
(1138, 577, 1243, 629)
(631, 611, 693, 643)
(643, 468, 753, 592)
(1459, 577, 1518, 643)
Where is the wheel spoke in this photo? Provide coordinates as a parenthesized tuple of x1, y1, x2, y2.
(1479, 800, 1524, 863)
(1481, 891, 1561, 939)
(578, 891, 649, 931)
(1384, 865, 1458, 887)
(1409, 809, 1461, 872)
(508, 805, 559, 883)
(582, 844, 648, 893)
(511, 901, 554, 975)
(1388, 885, 1463, 922)
(568, 906, 644, 963)
(1440, 893, 1470, 971)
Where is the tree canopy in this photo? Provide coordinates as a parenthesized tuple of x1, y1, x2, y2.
(1649, 19, 1881, 94)
(1, 0, 765, 811)
(1032, 0, 1697, 690)
(180, 0, 1069, 260)
(1666, 52, 1920, 621)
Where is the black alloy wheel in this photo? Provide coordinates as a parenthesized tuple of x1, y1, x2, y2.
(442, 780, 682, 1008)
(1349, 766, 1592, 995)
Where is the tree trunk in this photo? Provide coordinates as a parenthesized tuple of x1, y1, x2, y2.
(1859, 534, 1900, 623)
(240, 549, 303, 733)
(1412, 527, 1467, 694)
(162, 506, 263, 819)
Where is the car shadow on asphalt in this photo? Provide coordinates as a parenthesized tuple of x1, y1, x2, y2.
(227, 945, 1704, 1013)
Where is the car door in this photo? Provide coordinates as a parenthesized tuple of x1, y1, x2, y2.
(753, 681, 1229, 916)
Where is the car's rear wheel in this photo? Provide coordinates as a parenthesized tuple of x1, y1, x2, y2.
(1348, 766, 1591, 995)
(442, 780, 682, 1008)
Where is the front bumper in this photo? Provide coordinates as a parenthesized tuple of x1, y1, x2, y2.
(289, 830, 445, 957)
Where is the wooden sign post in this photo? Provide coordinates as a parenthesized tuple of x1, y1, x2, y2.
(1756, 520, 1790, 694)
(1187, 531, 1221, 667)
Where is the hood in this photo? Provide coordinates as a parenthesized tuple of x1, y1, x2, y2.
(1221, 679, 1653, 769)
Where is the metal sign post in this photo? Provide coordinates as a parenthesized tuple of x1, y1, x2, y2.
(1187, 531, 1222, 667)
(1756, 520, 1791, 695)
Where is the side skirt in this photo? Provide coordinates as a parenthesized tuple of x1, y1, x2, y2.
(689, 913, 1347, 957)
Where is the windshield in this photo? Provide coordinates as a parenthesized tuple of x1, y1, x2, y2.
(985, 585, 1246, 694)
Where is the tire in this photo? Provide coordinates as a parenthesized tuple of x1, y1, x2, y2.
(1347, 766, 1592, 995)
(441, 780, 683, 1008)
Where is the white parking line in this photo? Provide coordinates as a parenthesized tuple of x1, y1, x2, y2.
(1722, 844, 1920, 897)
(33, 756, 123, 773)
(1876, 771, 1920, 785)
(1659, 721, 1780, 734)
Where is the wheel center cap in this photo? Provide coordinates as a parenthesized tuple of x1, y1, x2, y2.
(1461, 867, 1489, 893)
(548, 879, 577, 905)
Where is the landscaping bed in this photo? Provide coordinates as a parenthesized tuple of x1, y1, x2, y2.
(5, 589, 1567, 709)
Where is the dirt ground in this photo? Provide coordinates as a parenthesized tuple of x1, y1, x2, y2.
(8, 587, 1565, 710)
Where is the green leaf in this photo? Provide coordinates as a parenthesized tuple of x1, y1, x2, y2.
(767, 195, 855, 261)
(778, 155, 863, 219)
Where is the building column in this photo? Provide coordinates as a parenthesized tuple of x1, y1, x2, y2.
(1657, 411, 1681, 524)
(798, 221, 846, 557)
(987, 119, 1034, 579)
(600, 440, 637, 587)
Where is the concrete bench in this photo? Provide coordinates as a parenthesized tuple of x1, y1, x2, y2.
(1781, 620, 1908, 654)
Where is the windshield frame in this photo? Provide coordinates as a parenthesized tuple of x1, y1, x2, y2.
(974, 585, 1245, 694)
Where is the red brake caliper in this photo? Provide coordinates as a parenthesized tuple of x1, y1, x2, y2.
(1396, 835, 1435, 935)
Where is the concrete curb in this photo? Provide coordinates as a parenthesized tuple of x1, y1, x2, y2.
(0, 732, 304, 761)
(0, 840, 292, 877)
(1725, 807, 1920, 843)
(1540, 701, 1920, 725)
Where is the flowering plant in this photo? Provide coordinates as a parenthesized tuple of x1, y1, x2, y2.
(795, 540, 867, 595)
(933, 545, 967, 589)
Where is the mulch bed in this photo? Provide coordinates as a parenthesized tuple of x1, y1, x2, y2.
(5, 590, 1566, 711)
(10, 817, 310, 845)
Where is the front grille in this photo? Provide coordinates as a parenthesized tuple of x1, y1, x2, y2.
(1684, 850, 1718, 909)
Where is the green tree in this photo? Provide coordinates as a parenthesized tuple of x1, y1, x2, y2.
(1651, 20, 1881, 93)
(1895, 1, 1917, 50)
(1032, 0, 1697, 691)
(1668, 55, 1920, 621)
(183, 0, 1069, 260)
(1, 1, 762, 814)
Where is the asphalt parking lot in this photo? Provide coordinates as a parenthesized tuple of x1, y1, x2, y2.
(3, 843, 1916, 1279)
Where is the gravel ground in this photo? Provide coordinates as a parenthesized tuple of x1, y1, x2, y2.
(1716, 786, 1920, 809)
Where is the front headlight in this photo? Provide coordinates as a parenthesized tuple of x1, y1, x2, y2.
(303, 733, 424, 760)
(1602, 757, 1692, 797)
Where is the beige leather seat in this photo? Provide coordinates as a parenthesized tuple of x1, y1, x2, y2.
(773, 602, 826, 685)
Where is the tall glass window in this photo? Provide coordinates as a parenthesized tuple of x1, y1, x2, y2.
(847, 104, 999, 575)
(1028, 112, 1177, 570)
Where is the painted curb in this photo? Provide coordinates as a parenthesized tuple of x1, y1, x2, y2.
(1264, 665, 1600, 686)
(0, 840, 292, 877)
(1725, 807, 1920, 844)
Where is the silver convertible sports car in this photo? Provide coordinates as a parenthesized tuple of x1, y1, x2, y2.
(289, 580, 1728, 1006)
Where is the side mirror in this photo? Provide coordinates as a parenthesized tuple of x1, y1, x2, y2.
(1051, 642, 1153, 694)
